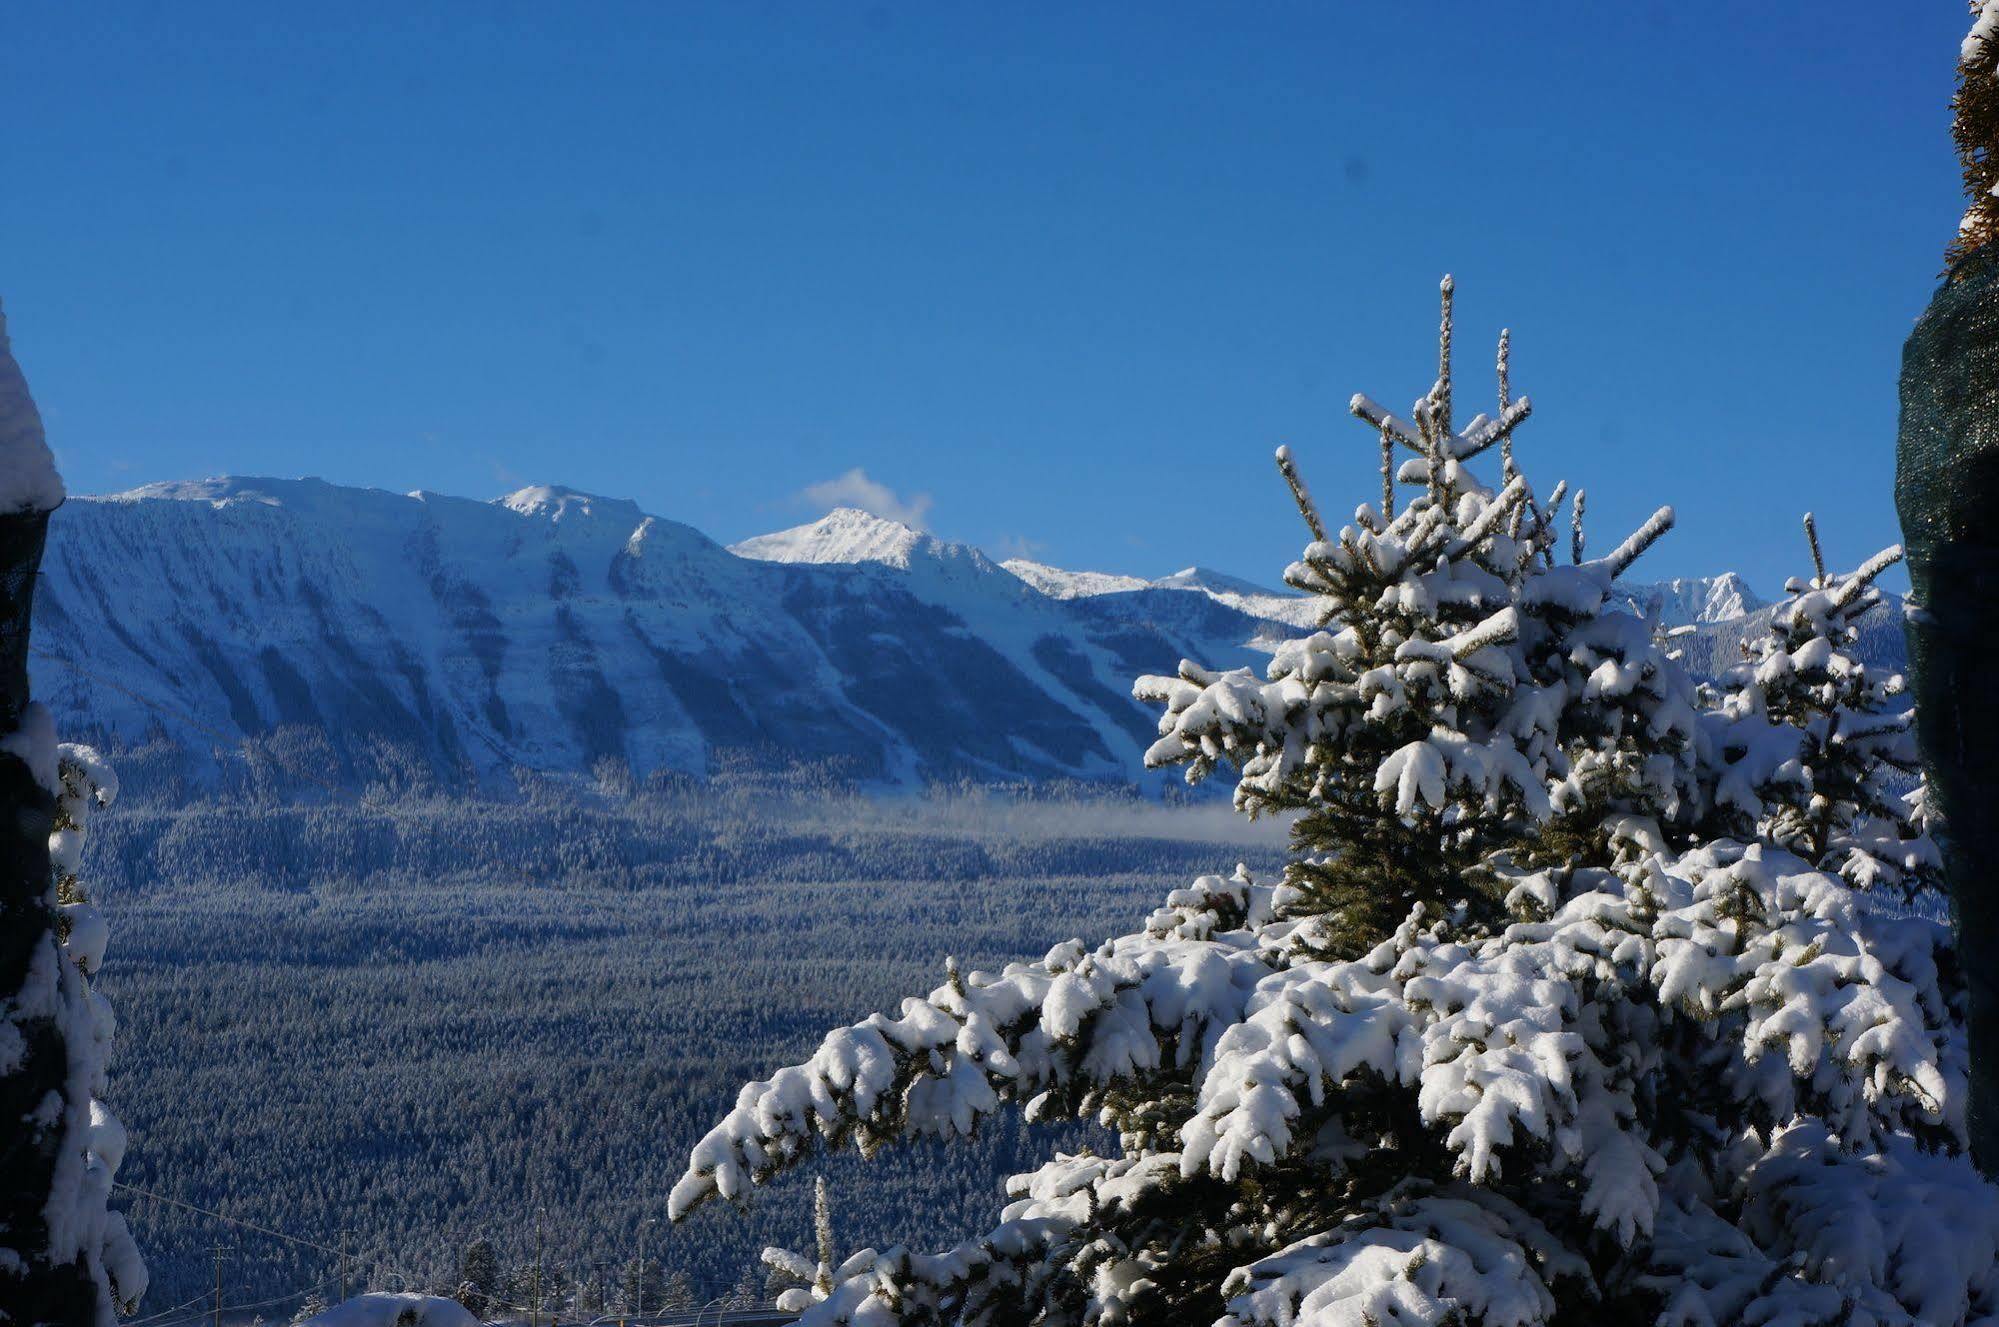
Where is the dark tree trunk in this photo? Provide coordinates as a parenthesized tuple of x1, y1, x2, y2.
(0, 506, 95, 1325)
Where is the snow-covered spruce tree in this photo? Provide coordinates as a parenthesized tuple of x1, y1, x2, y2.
(668, 282, 1996, 1326)
(1139, 282, 1693, 958)
(0, 300, 146, 1325)
(1704, 516, 1943, 903)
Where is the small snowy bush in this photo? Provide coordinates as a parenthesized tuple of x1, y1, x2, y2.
(670, 281, 1997, 1325)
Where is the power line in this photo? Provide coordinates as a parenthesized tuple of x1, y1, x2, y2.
(125, 1274, 340, 1327)
(113, 1182, 555, 1321)
(113, 1184, 349, 1261)
(215, 1273, 342, 1318)
(120, 1291, 213, 1326)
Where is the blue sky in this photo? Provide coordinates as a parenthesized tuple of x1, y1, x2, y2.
(0, 3, 1970, 592)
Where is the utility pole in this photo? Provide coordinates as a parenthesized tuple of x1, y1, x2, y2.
(338, 1229, 350, 1304)
(635, 1218, 654, 1319)
(532, 1204, 546, 1327)
(211, 1243, 228, 1327)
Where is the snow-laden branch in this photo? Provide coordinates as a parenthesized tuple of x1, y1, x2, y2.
(1273, 445, 1326, 542)
(1445, 476, 1529, 558)
(680, 845, 1981, 1324)
(1831, 543, 1905, 612)
(1596, 504, 1675, 578)
(1968, 0, 1999, 67)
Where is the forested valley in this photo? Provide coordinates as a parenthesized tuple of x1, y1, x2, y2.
(85, 745, 1287, 1315)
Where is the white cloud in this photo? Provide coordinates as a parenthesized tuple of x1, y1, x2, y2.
(798, 467, 933, 530)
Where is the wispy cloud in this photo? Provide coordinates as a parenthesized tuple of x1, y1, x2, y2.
(995, 533, 1046, 561)
(798, 467, 933, 530)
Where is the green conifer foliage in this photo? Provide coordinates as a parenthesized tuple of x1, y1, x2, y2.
(1137, 279, 1691, 957)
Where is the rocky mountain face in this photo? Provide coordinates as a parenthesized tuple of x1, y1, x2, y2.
(31, 483, 1280, 795)
(29, 478, 1907, 797)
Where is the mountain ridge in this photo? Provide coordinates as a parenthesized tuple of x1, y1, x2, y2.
(34, 479, 1277, 795)
(32, 476, 1890, 799)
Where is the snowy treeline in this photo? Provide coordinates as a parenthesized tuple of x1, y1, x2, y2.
(671, 283, 1982, 1325)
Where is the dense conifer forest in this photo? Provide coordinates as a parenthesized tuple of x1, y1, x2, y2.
(85, 758, 1286, 1314)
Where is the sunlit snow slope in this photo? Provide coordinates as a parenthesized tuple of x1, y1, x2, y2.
(30, 479, 1899, 795)
(32, 482, 1279, 791)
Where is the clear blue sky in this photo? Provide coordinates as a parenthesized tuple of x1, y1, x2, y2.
(0, 3, 1970, 592)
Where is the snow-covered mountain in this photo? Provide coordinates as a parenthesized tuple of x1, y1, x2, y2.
(1004, 556, 1775, 638)
(27, 479, 1906, 796)
(1004, 560, 1319, 630)
(730, 506, 949, 570)
(31, 482, 1280, 793)
(1611, 572, 1765, 628)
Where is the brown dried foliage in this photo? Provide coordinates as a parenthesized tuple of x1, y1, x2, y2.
(1949, 6, 1999, 268)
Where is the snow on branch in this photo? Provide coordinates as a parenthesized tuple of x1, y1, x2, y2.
(1968, 0, 1998, 67)
(1273, 445, 1327, 542)
(1831, 542, 1905, 611)
(1451, 397, 1534, 463)
(1446, 475, 1529, 557)
(1597, 504, 1674, 578)
(1349, 394, 1424, 453)
(1350, 392, 1532, 466)
(1445, 606, 1520, 660)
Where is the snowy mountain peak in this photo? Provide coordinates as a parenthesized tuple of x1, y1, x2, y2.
(497, 485, 643, 526)
(27, 472, 1902, 797)
(730, 507, 941, 569)
(1001, 559, 1150, 599)
(107, 475, 416, 515)
(110, 477, 283, 507)
(1154, 566, 1288, 600)
(1616, 572, 1765, 627)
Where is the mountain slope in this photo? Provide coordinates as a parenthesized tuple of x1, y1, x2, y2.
(1004, 558, 1318, 629)
(29, 480, 1908, 797)
(32, 480, 1279, 794)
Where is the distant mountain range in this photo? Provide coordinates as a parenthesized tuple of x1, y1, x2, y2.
(26, 478, 1906, 795)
